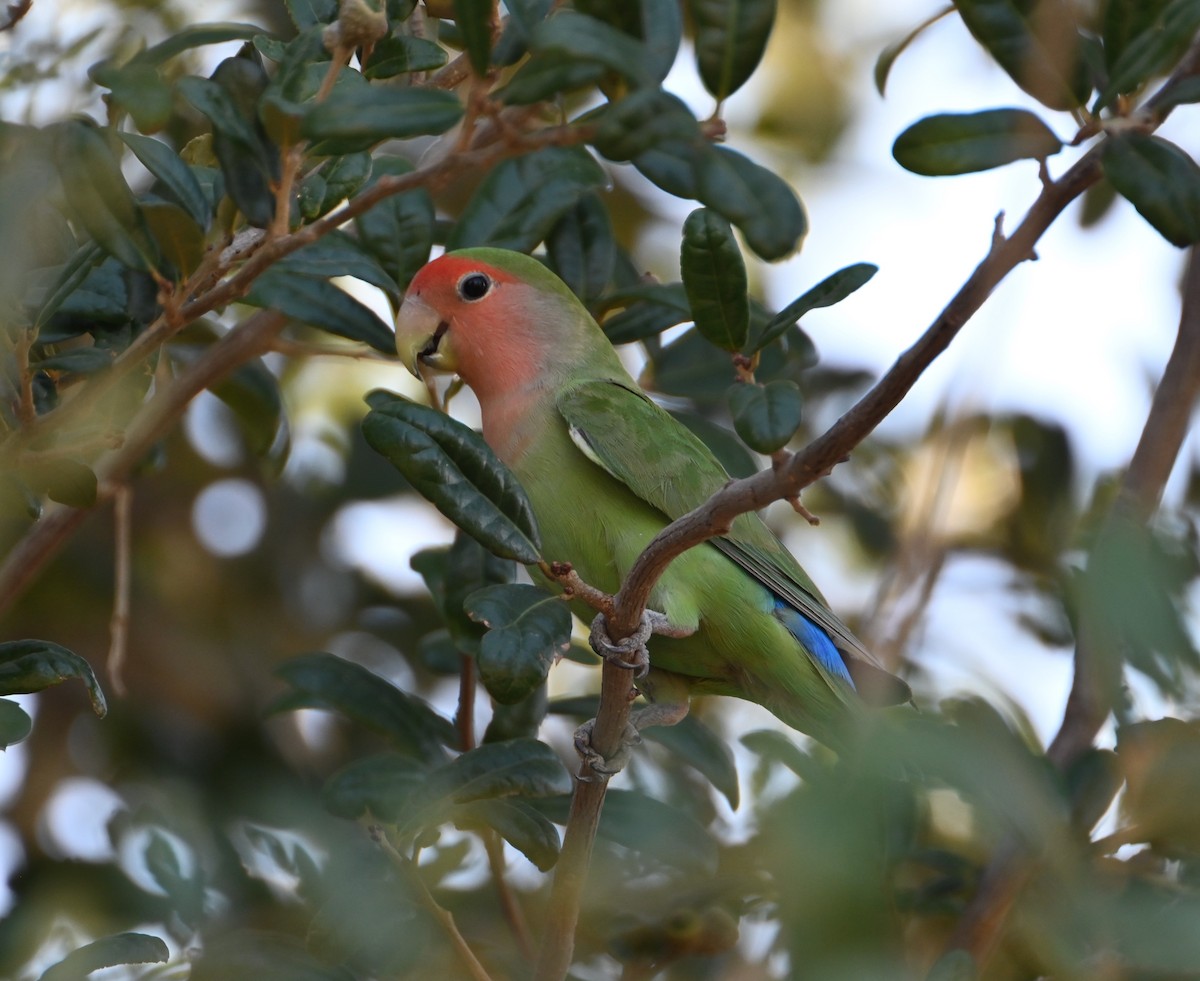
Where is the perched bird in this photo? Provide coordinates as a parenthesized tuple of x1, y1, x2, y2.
(394, 247, 910, 748)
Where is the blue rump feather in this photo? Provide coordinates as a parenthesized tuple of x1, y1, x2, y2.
(773, 598, 854, 688)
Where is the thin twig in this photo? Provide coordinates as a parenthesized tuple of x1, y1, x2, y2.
(484, 830, 535, 963)
(372, 827, 496, 981)
(106, 483, 132, 697)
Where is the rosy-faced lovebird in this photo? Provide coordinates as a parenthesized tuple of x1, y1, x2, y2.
(394, 247, 910, 745)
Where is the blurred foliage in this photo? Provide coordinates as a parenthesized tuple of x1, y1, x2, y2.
(0, 0, 1199, 979)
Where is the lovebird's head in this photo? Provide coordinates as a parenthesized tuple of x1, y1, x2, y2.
(395, 248, 596, 399)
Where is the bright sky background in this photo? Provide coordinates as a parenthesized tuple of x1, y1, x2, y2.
(2, 0, 1198, 925)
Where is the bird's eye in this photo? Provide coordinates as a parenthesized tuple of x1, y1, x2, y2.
(458, 272, 492, 301)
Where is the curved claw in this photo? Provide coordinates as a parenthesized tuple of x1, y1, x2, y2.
(574, 718, 642, 777)
(589, 612, 655, 678)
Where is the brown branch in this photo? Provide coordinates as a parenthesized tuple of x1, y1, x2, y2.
(0, 311, 287, 619)
(106, 483, 132, 697)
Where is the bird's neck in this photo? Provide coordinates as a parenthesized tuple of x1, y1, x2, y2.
(478, 380, 559, 466)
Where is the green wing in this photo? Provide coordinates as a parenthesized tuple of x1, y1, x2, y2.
(558, 379, 911, 704)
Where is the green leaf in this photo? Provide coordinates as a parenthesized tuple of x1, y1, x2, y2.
(728, 380, 803, 453)
(925, 950, 978, 981)
(546, 193, 616, 305)
(274, 652, 456, 758)
(466, 583, 572, 704)
(52, 120, 158, 271)
(892, 109, 1062, 176)
(278, 230, 400, 297)
(1064, 748, 1122, 833)
(536, 789, 719, 872)
(243, 269, 395, 351)
(455, 0, 493, 74)
(1154, 74, 1200, 115)
(640, 0, 685, 84)
(632, 139, 701, 199)
(38, 933, 169, 981)
(32, 348, 115, 375)
(600, 282, 691, 344)
(305, 151, 372, 217)
(496, 52, 607, 104)
(1102, 133, 1200, 247)
(354, 156, 435, 291)
(213, 361, 288, 464)
(875, 5, 954, 96)
(448, 146, 608, 252)
(131, 22, 265, 67)
(530, 10, 653, 87)
(89, 61, 173, 133)
(697, 145, 807, 261)
(120, 132, 211, 228)
(432, 737, 571, 806)
(191, 930, 355, 981)
(680, 208, 748, 352)
(0, 640, 106, 716)
(21, 458, 99, 508)
(323, 753, 428, 820)
(1096, 0, 1200, 109)
(286, 0, 338, 28)
(754, 262, 878, 352)
(0, 698, 32, 749)
(454, 798, 561, 871)
(688, 0, 777, 101)
(593, 89, 702, 162)
(300, 87, 464, 150)
(142, 200, 206, 276)
(953, 0, 1091, 110)
(363, 35, 448, 78)
(642, 715, 740, 809)
(33, 242, 104, 330)
(362, 393, 543, 562)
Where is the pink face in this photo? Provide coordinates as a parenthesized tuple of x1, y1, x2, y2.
(396, 255, 539, 399)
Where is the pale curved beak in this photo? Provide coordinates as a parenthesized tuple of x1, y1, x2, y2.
(394, 294, 446, 378)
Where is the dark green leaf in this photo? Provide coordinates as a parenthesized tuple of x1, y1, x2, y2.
(274, 651, 456, 758)
(728, 380, 803, 453)
(1154, 74, 1200, 115)
(643, 715, 740, 809)
(323, 752, 427, 820)
(754, 262, 878, 351)
(286, 0, 338, 28)
(120, 132, 211, 227)
(601, 282, 691, 344)
(33, 243, 104, 330)
(454, 798, 561, 870)
(53, 120, 158, 271)
(278, 230, 399, 297)
(308, 152, 372, 217)
(31, 348, 115, 375)
(455, 0, 493, 74)
(432, 737, 571, 806)
(466, 583, 572, 704)
(90, 61, 173, 133)
(892, 109, 1062, 176)
(438, 530, 516, 653)
(208, 355, 289, 463)
(1064, 748, 1122, 833)
(448, 146, 608, 252)
(0, 639, 106, 716)
(593, 89, 701, 162)
(38, 933, 169, 981)
(689, 0, 777, 100)
(547, 193, 616, 304)
(698, 146, 807, 260)
(301, 87, 464, 150)
(496, 52, 607, 104)
(681, 208, 749, 351)
(530, 10, 653, 87)
(362, 392, 543, 562)
(142, 200, 206, 275)
(354, 156, 435, 291)
(953, 0, 1091, 109)
(1096, 0, 1200, 109)
(673, 410, 757, 478)
(641, 0, 685, 84)
(363, 35, 448, 78)
(536, 789, 719, 872)
(875, 5, 955, 96)
(633, 139, 701, 199)
(131, 22, 265, 67)
(483, 685, 549, 741)
(0, 698, 32, 749)
(925, 950, 977, 981)
(1102, 133, 1200, 246)
(191, 930, 355, 981)
(1103, 0, 1172, 70)
(243, 269, 395, 351)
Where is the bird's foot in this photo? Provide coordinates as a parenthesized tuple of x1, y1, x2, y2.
(573, 718, 642, 778)
(589, 609, 681, 677)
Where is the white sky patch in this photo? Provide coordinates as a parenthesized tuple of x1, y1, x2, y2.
(192, 478, 268, 557)
(325, 497, 458, 594)
(40, 776, 124, 862)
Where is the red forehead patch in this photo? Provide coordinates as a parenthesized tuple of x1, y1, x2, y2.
(410, 253, 521, 294)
